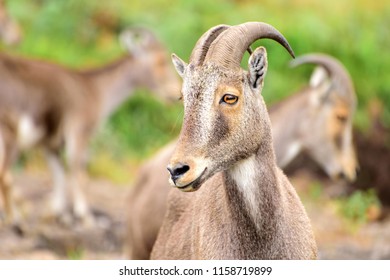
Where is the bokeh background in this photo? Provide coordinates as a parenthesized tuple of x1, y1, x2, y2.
(1, 0, 390, 259)
(5, 0, 389, 167)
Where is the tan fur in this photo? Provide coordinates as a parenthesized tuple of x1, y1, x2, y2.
(145, 23, 317, 259)
(125, 54, 356, 260)
(0, 28, 180, 224)
(125, 141, 176, 259)
(271, 63, 357, 181)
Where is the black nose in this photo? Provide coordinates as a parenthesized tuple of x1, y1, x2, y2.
(167, 163, 190, 183)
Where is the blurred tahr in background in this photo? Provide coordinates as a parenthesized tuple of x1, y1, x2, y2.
(0, 24, 180, 226)
(273, 54, 357, 182)
(2, 0, 389, 161)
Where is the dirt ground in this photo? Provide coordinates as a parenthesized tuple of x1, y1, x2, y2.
(0, 127, 389, 260)
(0, 168, 388, 260)
(0, 171, 128, 260)
(290, 168, 390, 260)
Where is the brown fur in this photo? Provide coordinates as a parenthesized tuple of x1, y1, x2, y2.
(126, 54, 356, 260)
(151, 152, 316, 259)
(146, 25, 317, 259)
(271, 62, 357, 180)
(0, 28, 180, 224)
(125, 142, 176, 259)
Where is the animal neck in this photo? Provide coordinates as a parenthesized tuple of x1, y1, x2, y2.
(83, 55, 149, 120)
(223, 140, 281, 238)
(269, 91, 309, 167)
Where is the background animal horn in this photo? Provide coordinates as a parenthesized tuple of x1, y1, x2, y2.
(290, 53, 356, 103)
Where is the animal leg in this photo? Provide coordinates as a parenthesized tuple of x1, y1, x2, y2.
(0, 129, 20, 226)
(44, 149, 71, 223)
(65, 127, 93, 226)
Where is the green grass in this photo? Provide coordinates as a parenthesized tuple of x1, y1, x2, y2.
(2, 0, 389, 178)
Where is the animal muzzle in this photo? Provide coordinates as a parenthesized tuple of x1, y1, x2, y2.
(167, 158, 208, 192)
(341, 149, 358, 182)
(325, 155, 357, 182)
(167, 162, 190, 184)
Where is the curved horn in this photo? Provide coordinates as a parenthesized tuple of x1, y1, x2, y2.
(204, 22, 295, 70)
(290, 53, 356, 104)
(189, 24, 230, 66)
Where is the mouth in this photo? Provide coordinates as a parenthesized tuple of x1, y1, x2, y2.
(175, 168, 207, 192)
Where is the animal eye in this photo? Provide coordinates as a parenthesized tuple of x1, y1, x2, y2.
(220, 94, 238, 105)
(336, 114, 347, 123)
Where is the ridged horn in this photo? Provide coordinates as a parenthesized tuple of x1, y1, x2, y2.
(290, 53, 356, 104)
(189, 24, 230, 66)
(204, 22, 295, 70)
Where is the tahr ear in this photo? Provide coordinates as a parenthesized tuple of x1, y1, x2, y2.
(248, 47, 268, 92)
(309, 66, 333, 105)
(119, 29, 142, 55)
(310, 66, 329, 88)
(171, 53, 187, 78)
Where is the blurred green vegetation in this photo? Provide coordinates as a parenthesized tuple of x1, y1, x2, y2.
(307, 181, 324, 201)
(2, 0, 389, 178)
(66, 247, 84, 260)
(337, 189, 381, 226)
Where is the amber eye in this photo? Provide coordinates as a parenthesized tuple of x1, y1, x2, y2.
(336, 114, 347, 123)
(220, 94, 238, 105)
